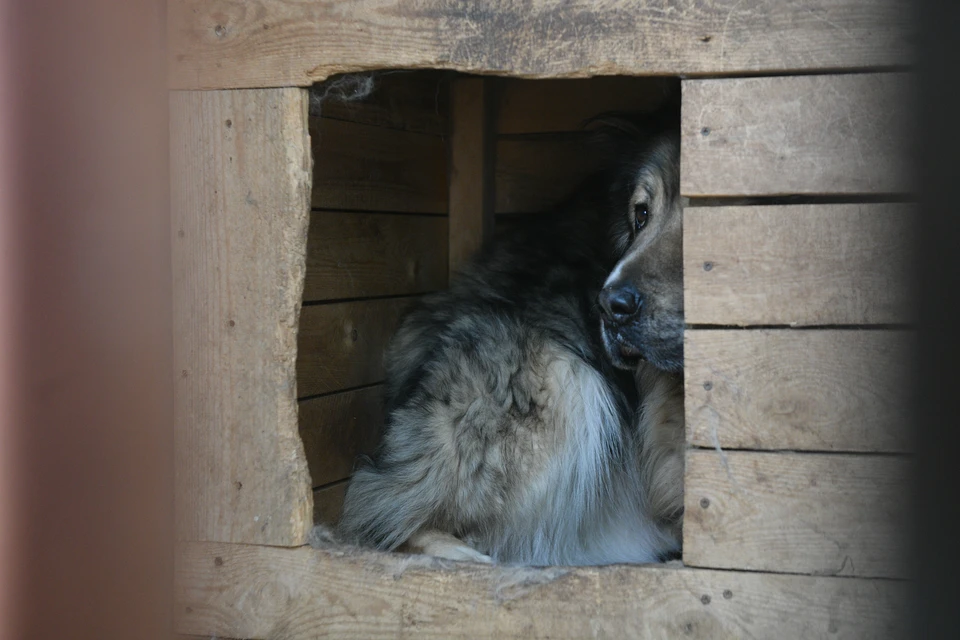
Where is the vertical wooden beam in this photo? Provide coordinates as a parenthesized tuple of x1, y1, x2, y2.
(171, 88, 314, 546)
(448, 77, 495, 277)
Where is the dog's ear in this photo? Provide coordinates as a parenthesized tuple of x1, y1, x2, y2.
(581, 84, 681, 166)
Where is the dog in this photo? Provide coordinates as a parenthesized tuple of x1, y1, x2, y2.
(338, 111, 685, 566)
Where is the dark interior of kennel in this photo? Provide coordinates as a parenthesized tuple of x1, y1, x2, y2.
(296, 71, 679, 526)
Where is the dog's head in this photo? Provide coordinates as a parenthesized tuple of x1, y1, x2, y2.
(591, 117, 683, 372)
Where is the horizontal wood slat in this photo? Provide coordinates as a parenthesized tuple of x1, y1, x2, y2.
(177, 542, 907, 639)
(299, 385, 385, 487)
(171, 88, 313, 547)
(683, 450, 909, 579)
(681, 73, 912, 196)
(311, 118, 448, 213)
(685, 330, 914, 453)
(297, 297, 416, 398)
(313, 482, 349, 526)
(314, 70, 450, 135)
(305, 212, 448, 301)
(495, 135, 601, 214)
(683, 204, 915, 326)
(496, 76, 677, 134)
(169, 0, 913, 90)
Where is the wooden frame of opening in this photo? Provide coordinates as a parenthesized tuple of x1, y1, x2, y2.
(170, 2, 914, 637)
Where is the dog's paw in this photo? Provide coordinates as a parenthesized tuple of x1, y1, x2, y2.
(406, 530, 494, 564)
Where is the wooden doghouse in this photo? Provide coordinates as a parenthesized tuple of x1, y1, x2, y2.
(170, 2, 914, 637)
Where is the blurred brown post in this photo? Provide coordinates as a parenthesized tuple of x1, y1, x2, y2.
(0, 1, 172, 638)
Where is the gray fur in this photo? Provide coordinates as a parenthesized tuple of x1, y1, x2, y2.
(339, 116, 684, 566)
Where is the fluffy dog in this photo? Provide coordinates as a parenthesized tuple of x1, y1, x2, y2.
(339, 112, 684, 566)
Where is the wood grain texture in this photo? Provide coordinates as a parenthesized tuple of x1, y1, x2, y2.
(685, 330, 914, 453)
(495, 134, 602, 214)
(313, 482, 349, 526)
(448, 78, 494, 276)
(171, 88, 313, 546)
(681, 73, 913, 196)
(497, 76, 677, 134)
(315, 70, 451, 135)
(297, 297, 416, 398)
(176, 542, 907, 639)
(311, 118, 447, 213)
(299, 385, 385, 487)
(683, 451, 909, 579)
(169, 0, 914, 90)
(304, 212, 448, 301)
(684, 204, 915, 326)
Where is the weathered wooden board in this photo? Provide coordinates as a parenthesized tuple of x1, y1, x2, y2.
(496, 134, 601, 214)
(684, 204, 915, 326)
(497, 76, 677, 134)
(177, 542, 907, 639)
(299, 385, 385, 487)
(304, 212, 448, 301)
(314, 70, 451, 135)
(311, 118, 447, 213)
(681, 74, 912, 196)
(685, 330, 914, 453)
(313, 482, 349, 526)
(169, 0, 914, 90)
(683, 450, 909, 579)
(448, 78, 494, 276)
(171, 88, 313, 546)
(297, 297, 416, 398)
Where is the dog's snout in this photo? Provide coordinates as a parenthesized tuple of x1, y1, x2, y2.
(599, 284, 643, 323)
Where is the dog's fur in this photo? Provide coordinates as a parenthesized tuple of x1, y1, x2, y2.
(339, 112, 685, 566)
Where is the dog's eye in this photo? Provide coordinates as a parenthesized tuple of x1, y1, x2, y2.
(634, 203, 650, 232)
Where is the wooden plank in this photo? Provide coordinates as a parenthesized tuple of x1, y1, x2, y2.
(314, 70, 451, 135)
(177, 542, 907, 639)
(448, 78, 494, 276)
(681, 74, 912, 196)
(683, 450, 908, 579)
(497, 76, 677, 134)
(305, 212, 448, 302)
(684, 204, 915, 326)
(496, 135, 602, 214)
(313, 482, 349, 526)
(171, 88, 313, 546)
(169, 0, 913, 90)
(297, 297, 415, 398)
(685, 330, 914, 453)
(311, 118, 448, 213)
(299, 385, 385, 487)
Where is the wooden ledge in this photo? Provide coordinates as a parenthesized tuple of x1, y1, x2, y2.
(176, 541, 906, 639)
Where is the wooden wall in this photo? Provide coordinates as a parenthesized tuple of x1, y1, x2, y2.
(298, 71, 452, 525)
(679, 73, 913, 580)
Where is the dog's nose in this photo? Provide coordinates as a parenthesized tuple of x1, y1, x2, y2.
(599, 284, 642, 322)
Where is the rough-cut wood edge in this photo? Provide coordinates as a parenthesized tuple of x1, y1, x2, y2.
(176, 541, 907, 639)
(683, 203, 915, 326)
(296, 297, 417, 398)
(448, 77, 494, 276)
(684, 329, 914, 453)
(681, 73, 913, 196)
(168, 0, 914, 90)
(683, 450, 909, 579)
(171, 88, 313, 546)
(299, 385, 385, 487)
(304, 212, 449, 301)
